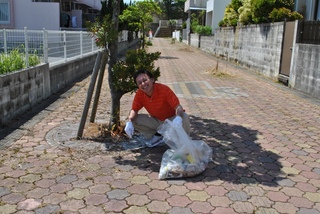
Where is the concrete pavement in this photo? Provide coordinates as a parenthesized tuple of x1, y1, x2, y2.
(0, 38, 320, 214)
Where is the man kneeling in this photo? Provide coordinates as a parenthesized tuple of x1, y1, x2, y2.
(125, 69, 190, 147)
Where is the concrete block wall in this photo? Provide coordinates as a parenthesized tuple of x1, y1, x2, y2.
(199, 35, 215, 53)
(0, 54, 97, 126)
(49, 54, 97, 95)
(0, 39, 141, 126)
(290, 44, 320, 99)
(187, 22, 320, 100)
(190, 34, 200, 48)
(0, 64, 49, 125)
(204, 22, 284, 80)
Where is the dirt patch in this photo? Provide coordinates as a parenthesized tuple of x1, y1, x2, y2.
(206, 62, 234, 78)
(82, 122, 127, 143)
(179, 47, 193, 52)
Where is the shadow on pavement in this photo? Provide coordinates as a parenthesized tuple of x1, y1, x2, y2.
(0, 80, 85, 149)
(191, 115, 285, 186)
(114, 115, 285, 186)
(159, 56, 179, 60)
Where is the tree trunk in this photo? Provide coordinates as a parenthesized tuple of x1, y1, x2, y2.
(108, 0, 121, 129)
(141, 23, 145, 49)
(109, 90, 124, 129)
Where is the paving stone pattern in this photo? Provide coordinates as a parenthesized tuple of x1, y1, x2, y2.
(0, 38, 320, 214)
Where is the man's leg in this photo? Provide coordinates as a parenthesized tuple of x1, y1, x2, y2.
(133, 114, 163, 139)
(181, 112, 191, 135)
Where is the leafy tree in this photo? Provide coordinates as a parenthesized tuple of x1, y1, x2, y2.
(100, 0, 128, 31)
(191, 11, 206, 33)
(158, 0, 187, 20)
(168, 19, 177, 32)
(238, 0, 254, 25)
(87, 1, 122, 130)
(268, 0, 303, 21)
(274, 0, 294, 9)
(222, 0, 302, 25)
(190, 13, 199, 32)
(120, 0, 161, 49)
(87, 0, 162, 131)
(220, 0, 242, 27)
(231, 0, 243, 10)
(250, 0, 301, 23)
(251, 0, 279, 23)
(112, 49, 161, 93)
(194, 25, 212, 35)
(269, 7, 303, 22)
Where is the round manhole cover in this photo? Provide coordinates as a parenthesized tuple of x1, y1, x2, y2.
(46, 123, 147, 151)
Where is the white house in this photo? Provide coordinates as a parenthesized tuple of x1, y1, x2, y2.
(184, 0, 231, 34)
(0, 0, 102, 30)
(206, 0, 231, 34)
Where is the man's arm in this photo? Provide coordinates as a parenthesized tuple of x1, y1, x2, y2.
(175, 104, 184, 116)
(128, 109, 138, 122)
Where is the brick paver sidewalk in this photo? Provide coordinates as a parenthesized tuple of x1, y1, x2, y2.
(0, 38, 319, 214)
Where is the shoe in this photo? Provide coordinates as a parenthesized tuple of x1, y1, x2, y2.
(145, 135, 165, 147)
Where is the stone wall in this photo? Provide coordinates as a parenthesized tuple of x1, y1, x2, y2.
(0, 54, 97, 126)
(49, 54, 97, 95)
(290, 44, 320, 99)
(190, 34, 200, 48)
(0, 64, 49, 125)
(198, 22, 284, 80)
(185, 22, 320, 100)
(0, 38, 141, 125)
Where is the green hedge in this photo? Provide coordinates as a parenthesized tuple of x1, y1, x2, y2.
(0, 47, 41, 75)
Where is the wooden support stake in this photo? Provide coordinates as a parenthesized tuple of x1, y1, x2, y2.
(77, 51, 103, 139)
(90, 51, 108, 123)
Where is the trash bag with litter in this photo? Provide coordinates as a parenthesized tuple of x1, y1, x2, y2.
(157, 119, 212, 179)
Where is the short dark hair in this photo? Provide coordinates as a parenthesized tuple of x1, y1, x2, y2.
(133, 69, 154, 85)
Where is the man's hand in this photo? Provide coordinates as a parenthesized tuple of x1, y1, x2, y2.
(172, 116, 182, 127)
(124, 121, 134, 138)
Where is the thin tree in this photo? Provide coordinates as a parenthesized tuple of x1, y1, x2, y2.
(108, 0, 122, 130)
(120, 0, 161, 49)
(87, 0, 161, 131)
(158, 0, 187, 20)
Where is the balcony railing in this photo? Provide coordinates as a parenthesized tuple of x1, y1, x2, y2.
(184, 0, 207, 12)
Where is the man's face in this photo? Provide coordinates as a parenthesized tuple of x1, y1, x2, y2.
(136, 73, 154, 96)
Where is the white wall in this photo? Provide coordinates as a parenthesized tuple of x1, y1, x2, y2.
(14, 0, 59, 30)
(206, 0, 231, 34)
(206, 0, 214, 12)
(206, 11, 213, 29)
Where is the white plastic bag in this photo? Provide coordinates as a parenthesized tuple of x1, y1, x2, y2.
(157, 119, 212, 179)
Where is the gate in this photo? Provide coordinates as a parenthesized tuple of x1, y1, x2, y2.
(279, 21, 295, 83)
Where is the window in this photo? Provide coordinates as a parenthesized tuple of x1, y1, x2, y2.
(316, 0, 320, 20)
(62, 2, 71, 11)
(0, 0, 10, 25)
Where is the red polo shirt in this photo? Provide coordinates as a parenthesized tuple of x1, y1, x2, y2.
(132, 83, 179, 121)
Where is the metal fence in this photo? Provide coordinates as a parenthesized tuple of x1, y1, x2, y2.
(297, 20, 320, 44)
(0, 28, 101, 67)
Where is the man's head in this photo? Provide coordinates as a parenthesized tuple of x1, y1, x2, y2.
(133, 69, 154, 85)
(134, 69, 155, 96)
